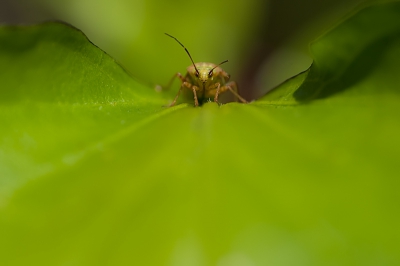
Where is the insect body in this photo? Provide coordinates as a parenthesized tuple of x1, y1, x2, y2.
(165, 33, 247, 107)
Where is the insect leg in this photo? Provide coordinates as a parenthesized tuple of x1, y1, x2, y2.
(168, 81, 192, 107)
(192, 86, 200, 107)
(163, 73, 186, 91)
(213, 83, 221, 104)
(224, 81, 248, 103)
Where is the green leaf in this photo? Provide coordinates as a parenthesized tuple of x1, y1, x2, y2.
(0, 23, 169, 196)
(1, 2, 400, 266)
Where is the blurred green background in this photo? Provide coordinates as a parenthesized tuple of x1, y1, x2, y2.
(0, 0, 365, 98)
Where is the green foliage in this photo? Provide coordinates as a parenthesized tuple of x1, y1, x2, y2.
(37, 0, 266, 84)
(1, 2, 400, 265)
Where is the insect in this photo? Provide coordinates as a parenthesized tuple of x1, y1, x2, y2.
(164, 33, 248, 107)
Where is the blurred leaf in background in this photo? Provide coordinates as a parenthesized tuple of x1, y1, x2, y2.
(6, 0, 266, 90)
(1, 0, 367, 98)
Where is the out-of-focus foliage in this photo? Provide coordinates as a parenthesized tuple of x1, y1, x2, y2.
(32, 0, 266, 86)
(1, 1, 400, 265)
(0, 0, 367, 98)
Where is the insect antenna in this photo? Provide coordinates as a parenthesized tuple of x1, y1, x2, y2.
(208, 60, 229, 76)
(165, 33, 200, 76)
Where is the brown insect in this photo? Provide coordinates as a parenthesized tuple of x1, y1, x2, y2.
(164, 33, 247, 107)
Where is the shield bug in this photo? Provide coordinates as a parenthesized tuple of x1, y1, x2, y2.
(164, 33, 248, 107)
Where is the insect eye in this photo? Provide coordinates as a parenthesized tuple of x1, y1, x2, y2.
(208, 71, 213, 77)
(195, 71, 199, 77)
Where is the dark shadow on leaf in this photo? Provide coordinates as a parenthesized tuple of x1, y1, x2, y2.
(294, 31, 400, 102)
